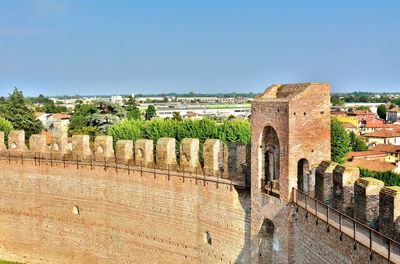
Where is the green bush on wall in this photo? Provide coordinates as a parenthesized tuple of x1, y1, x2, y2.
(359, 167, 400, 186)
(108, 118, 251, 162)
(0, 117, 13, 146)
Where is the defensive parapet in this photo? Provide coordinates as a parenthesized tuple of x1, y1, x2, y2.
(310, 160, 400, 242)
(0, 131, 249, 186)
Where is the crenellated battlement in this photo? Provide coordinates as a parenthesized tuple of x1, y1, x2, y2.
(0, 130, 249, 185)
(310, 160, 400, 243)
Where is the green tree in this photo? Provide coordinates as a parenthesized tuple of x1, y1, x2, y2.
(87, 101, 126, 134)
(389, 104, 397, 110)
(0, 117, 13, 145)
(0, 88, 42, 141)
(356, 106, 371, 112)
(126, 105, 141, 120)
(349, 131, 367, 151)
(377, 104, 387, 120)
(145, 105, 157, 120)
(331, 119, 351, 163)
(68, 103, 97, 133)
(172, 112, 182, 121)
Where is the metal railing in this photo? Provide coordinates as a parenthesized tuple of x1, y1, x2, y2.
(0, 150, 249, 190)
(293, 188, 400, 263)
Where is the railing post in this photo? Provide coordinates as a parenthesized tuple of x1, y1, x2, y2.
(50, 152, 52, 167)
(388, 239, 391, 263)
(90, 155, 93, 170)
(326, 206, 330, 232)
(128, 162, 130, 175)
(140, 162, 143, 177)
(153, 163, 156, 179)
(315, 199, 318, 225)
(21, 151, 24, 165)
(353, 221, 357, 250)
(216, 168, 218, 189)
(76, 155, 79, 169)
(195, 167, 198, 186)
(34, 152, 37, 166)
(182, 167, 185, 183)
(8, 150, 10, 164)
(203, 169, 206, 186)
(305, 195, 308, 219)
(369, 230, 373, 260)
(104, 156, 107, 171)
(167, 164, 170, 181)
(339, 214, 343, 241)
(230, 172, 233, 191)
(63, 154, 65, 168)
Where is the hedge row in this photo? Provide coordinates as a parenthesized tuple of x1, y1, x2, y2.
(359, 167, 400, 186)
(108, 118, 251, 160)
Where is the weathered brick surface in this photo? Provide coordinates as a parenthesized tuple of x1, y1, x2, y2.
(315, 161, 336, 205)
(0, 159, 250, 264)
(332, 164, 360, 216)
(379, 186, 400, 239)
(203, 139, 223, 177)
(354, 177, 384, 228)
(29, 134, 48, 154)
(51, 132, 69, 159)
(156, 138, 178, 171)
(71, 135, 92, 161)
(179, 138, 201, 173)
(7, 130, 26, 155)
(135, 139, 154, 168)
(0, 131, 5, 152)
(94, 136, 115, 162)
(115, 140, 133, 165)
(293, 208, 387, 264)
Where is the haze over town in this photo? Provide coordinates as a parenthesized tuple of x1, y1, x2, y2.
(1, 0, 400, 96)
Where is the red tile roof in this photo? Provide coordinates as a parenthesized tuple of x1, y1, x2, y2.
(370, 144, 400, 153)
(364, 129, 399, 138)
(342, 122, 357, 128)
(346, 159, 396, 172)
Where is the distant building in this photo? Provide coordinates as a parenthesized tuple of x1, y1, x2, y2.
(35, 112, 51, 127)
(364, 129, 400, 145)
(387, 107, 400, 123)
(46, 113, 70, 133)
(111, 95, 123, 104)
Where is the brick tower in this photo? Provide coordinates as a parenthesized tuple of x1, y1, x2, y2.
(250, 83, 331, 263)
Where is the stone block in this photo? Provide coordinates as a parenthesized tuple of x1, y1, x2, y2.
(0, 131, 6, 152)
(29, 134, 48, 153)
(332, 165, 359, 215)
(315, 161, 336, 205)
(51, 132, 69, 159)
(72, 135, 92, 161)
(8, 130, 27, 156)
(116, 140, 133, 165)
(135, 139, 154, 168)
(156, 138, 177, 170)
(354, 177, 384, 227)
(379, 186, 400, 238)
(223, 142, 246, 181)
(203, 139, 223, 177)
(180, 138, 201, 173)
(94, 136, 114, 162)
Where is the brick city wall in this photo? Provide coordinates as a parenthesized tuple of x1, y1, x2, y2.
(0, 130, 251, 263)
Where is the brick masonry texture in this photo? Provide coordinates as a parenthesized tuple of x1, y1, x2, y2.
(0, 159, 251, 263)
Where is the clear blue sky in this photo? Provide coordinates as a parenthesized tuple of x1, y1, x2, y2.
(0, 0, 399, 96)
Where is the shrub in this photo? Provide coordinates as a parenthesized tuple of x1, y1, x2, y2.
(360, 167, 400, 186)
(0, 117, 13, 145)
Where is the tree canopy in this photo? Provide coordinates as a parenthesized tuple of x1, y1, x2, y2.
(145, 105, 156, 120)
(377, 104, 387, 120)
(0, 88, 42, 141)
(331, 118, 351, 163)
